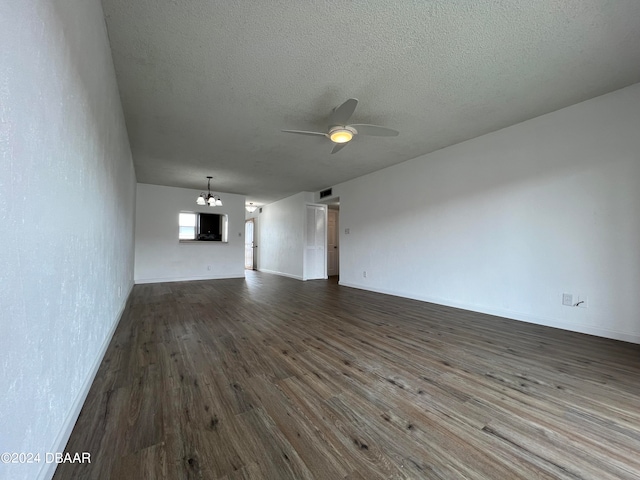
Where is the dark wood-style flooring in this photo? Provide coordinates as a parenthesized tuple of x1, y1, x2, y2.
(55, 271, 640, 479)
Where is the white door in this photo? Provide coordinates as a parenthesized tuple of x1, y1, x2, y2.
(244, 219, 254, 270)
(327, 209, 339, 276)
(304, 204, 327, 280)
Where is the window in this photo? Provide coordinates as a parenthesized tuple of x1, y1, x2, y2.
(179, 213, 197, 240)
(179, 212, 228, 242)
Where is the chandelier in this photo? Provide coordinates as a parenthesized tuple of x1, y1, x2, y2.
(246, 202, 257, 213)
(196, 176, 223, 206)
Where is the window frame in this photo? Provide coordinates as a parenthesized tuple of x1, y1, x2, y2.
(178, 211, 229, 243)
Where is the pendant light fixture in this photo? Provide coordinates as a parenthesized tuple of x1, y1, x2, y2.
(196, 176, 223, 207)
(246, 202, 257, 213)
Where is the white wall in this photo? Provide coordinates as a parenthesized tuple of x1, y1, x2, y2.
(0, 2, 136, 479)
(335, 83, 640, 344)
(258, 192, 314, 279)
(135, 183, 245, 283)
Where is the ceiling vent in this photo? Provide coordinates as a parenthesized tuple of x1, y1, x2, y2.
(319, 188, 333, 199)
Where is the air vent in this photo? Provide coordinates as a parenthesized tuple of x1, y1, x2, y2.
(319, 188, 333, 199)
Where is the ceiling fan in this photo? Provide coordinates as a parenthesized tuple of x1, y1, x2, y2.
(282, 98, 399, 154)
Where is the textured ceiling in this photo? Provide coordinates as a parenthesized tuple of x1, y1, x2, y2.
(102, 0, 640, 206)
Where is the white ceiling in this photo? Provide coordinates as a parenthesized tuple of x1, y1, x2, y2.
(101, 0, 640, 206)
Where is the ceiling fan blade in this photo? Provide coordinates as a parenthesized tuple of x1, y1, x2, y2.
(329, 98, 358, 126)
(282, 129, 327, 137)
(350, 124, 399, 137)
(331, 142, 349, 154)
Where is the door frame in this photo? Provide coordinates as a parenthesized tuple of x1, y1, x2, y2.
(302, 203, 328, 281)
(327, 208, 339, 277)
(244, 218, 255, 270)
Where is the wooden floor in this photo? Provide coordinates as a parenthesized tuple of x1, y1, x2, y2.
(55, 272, 640, 479)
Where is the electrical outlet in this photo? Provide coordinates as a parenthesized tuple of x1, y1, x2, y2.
(562, 293, 573, 306)
(345, 228, 350, 235)
(363, 271, 367, 278)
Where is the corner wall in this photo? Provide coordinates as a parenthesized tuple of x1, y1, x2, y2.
(335, 83, 640, 343)
(0, 1, 137, 479)
(257, 192, 314, 279)
(134, 183, 245, 283)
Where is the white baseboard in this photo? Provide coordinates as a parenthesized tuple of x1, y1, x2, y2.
(257, 268, 304, 281)
(134, 273, 246, 284)
(338, 281, 640, 345)
(38, 283, 134, 480)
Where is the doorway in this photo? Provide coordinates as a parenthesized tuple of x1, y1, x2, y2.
(245, 219, 254, 270)
(304, 204, 327, 280)
(327, 207, 339, 277)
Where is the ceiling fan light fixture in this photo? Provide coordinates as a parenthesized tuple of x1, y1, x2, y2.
(329, 126, 356, 144)
(281, 99, 397, 154)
